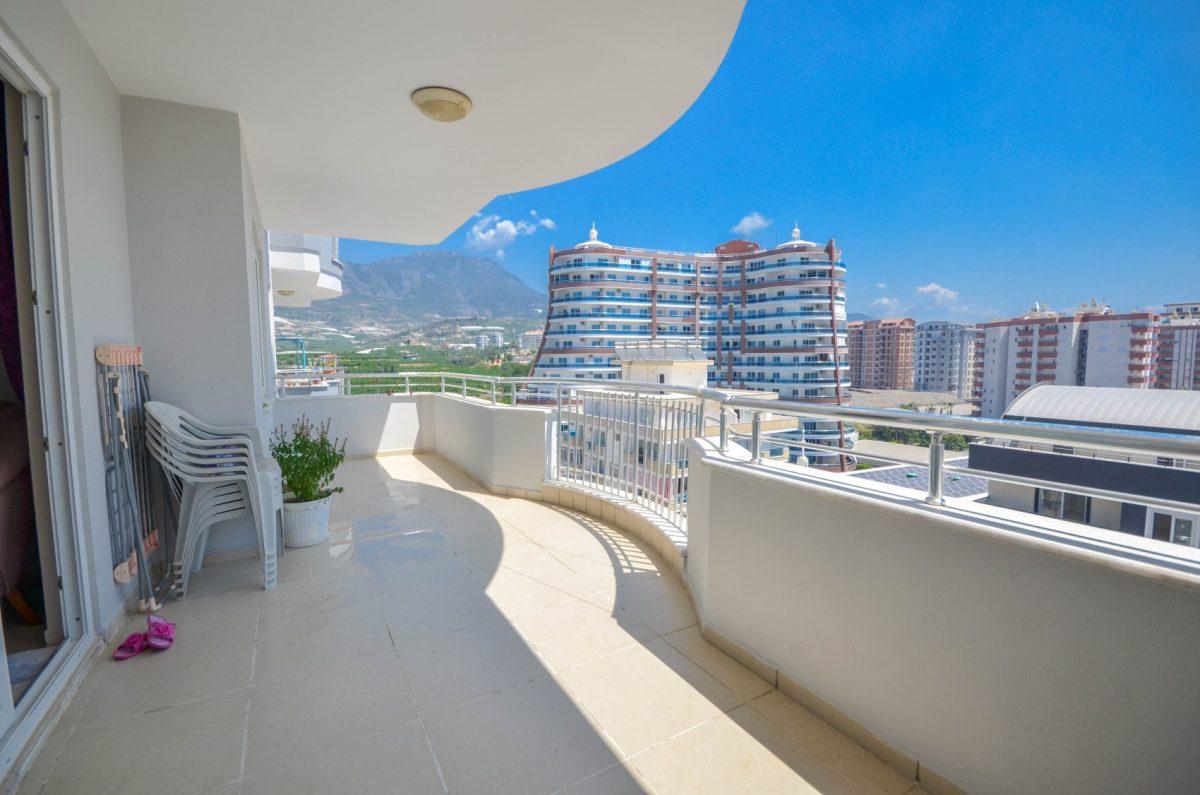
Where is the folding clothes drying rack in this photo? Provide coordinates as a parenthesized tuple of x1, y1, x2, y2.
(96, 344, 172, 611)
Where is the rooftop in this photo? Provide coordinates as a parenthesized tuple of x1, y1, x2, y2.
(1004, 384, 1200, 434)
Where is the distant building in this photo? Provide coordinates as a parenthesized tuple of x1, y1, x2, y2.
(490, 330, 505, 347)
(956, 326, 981, 401)
(847, 317, 915, 390)
(474, 333, 490, 349)
(530, 223, 852, 469)
(970, 301, 1156, 418)
(914, 321, 974, 393)
(971, 385, 1199, 548)
(519, 329, 543, 350)
(1156, 302, 1200, 391)
(1162, 301, 1200, 324)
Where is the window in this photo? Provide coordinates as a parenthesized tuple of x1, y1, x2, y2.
(1036, 489, 1089, 523)
(1146, 510, 1198, 547)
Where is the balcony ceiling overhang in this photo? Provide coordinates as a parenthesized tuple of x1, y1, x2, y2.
(64, 0, 745, 244)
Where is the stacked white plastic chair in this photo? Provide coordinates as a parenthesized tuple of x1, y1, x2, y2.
(144, 402, 282, 596)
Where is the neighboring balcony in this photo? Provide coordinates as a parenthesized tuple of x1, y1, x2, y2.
(268, 232, 344, 308)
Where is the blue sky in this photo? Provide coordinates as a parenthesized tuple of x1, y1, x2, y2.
(339, 0, 1200, 322)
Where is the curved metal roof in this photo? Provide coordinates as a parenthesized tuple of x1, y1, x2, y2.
(1004, 385, 1200, 433)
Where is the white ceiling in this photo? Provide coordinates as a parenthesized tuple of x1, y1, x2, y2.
(65, 1, 745, 244)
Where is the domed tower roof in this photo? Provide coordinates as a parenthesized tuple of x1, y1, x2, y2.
(576, 222, 613, 249)
(777, 221, 816, 249)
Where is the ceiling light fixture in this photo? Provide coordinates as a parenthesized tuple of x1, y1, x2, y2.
(276, 289, 296, 297)
(411, 86, 472, 123)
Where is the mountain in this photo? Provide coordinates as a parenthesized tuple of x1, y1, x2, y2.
(278, 251, 546, 331)
(846, 312, 875, 322)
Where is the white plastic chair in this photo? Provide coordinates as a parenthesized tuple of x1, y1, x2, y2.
(144, 402, 282, 596)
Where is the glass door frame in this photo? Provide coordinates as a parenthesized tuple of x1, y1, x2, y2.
(0, 30, 98, 778)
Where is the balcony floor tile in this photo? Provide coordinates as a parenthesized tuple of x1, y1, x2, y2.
(21, 453, 918, 795)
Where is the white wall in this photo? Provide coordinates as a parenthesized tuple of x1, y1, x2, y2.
(121, 97, 270, 553)
(273, 394, 434, 458)
(272, 393, 551, 496)
(121, 97, 264, 430)
(686, 438, 1200, 794)
(0, 0, 139, 629)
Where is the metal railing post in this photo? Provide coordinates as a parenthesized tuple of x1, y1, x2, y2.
(460, 377, 466, 396)
(490, 380, 497, 405)
(719, 405, 730, 452)
(552, 383, 562, 480)
(750, 411, 762, 464)
(632, 393, 642, 502)
(438, 373, 445, 393)
(695, 398, 705, 436)
(404, 375, 410, 395)
(926, 431, 945, 505)
(511, 380, 518, 406)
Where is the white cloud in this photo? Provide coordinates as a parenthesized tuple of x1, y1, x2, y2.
(731, 211, 772, 237)
(466, 211, 556, 258)
(875, 282, 887, 290)
(870, 296, 904, 313)
(915, 282, 960, 305)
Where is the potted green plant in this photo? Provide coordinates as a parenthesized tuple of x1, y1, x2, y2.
(270, 416, 346, 547)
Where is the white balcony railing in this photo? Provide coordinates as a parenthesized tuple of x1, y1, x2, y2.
(275, 371, 1200, 544)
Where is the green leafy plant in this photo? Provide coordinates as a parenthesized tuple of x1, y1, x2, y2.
(270, 416, 347, 503)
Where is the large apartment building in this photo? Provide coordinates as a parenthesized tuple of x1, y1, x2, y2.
(530, 224, 854, 466)
(846, 317, 915, 390)
(970, 301, 1157, 417)
(1156, 301, 1200, 391)
(913, 321, 976, 394)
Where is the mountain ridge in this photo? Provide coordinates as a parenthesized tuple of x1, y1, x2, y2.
(277, 250, 547, 331)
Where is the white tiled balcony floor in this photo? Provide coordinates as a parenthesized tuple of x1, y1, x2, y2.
(21, 455, 923, 794)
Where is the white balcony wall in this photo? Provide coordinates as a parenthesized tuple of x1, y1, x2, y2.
(122, 96, 271, 555)
(685, 437, 1200, 794)
(1, 0, 139, 628)
(432, 394, 552, 494)
(273, 393, 552, 497)
(273, 394, 432, 458)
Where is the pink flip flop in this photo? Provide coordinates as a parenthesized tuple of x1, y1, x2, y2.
(146, 615, 176, 650)
(113, 632, 149, 660)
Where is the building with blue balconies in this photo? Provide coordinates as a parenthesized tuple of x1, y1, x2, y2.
(532, 224, 855, 467)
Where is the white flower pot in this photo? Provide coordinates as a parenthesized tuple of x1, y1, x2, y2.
(281, 494, 333, 548)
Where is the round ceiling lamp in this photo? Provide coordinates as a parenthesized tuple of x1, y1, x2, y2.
(411, 86, 472, 123)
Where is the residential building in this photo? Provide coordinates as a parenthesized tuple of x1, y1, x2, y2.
(531, 223, 854, 467)
(970, 301, 1157, 417)
(267, 233, 343, 308)
(972, 385, 1199, 546)
(913, 320, 972, 393)
(1155, 302, 1200, 391)
(847, 317, 915, 390)
(1161, 300, 1200, 324)
(519, 329, 543, 350)
(474, 333, 491, 349)
(956, 326, 981, 400)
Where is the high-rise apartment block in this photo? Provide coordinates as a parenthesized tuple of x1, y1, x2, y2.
(531, 224, 852, 466)
(970, 302, 1156, 417)
(1155, 301, 1200, 391)
(846, 317, 915, 390)
(531, 224, 849, 401)
(913, 321, 976, 394)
